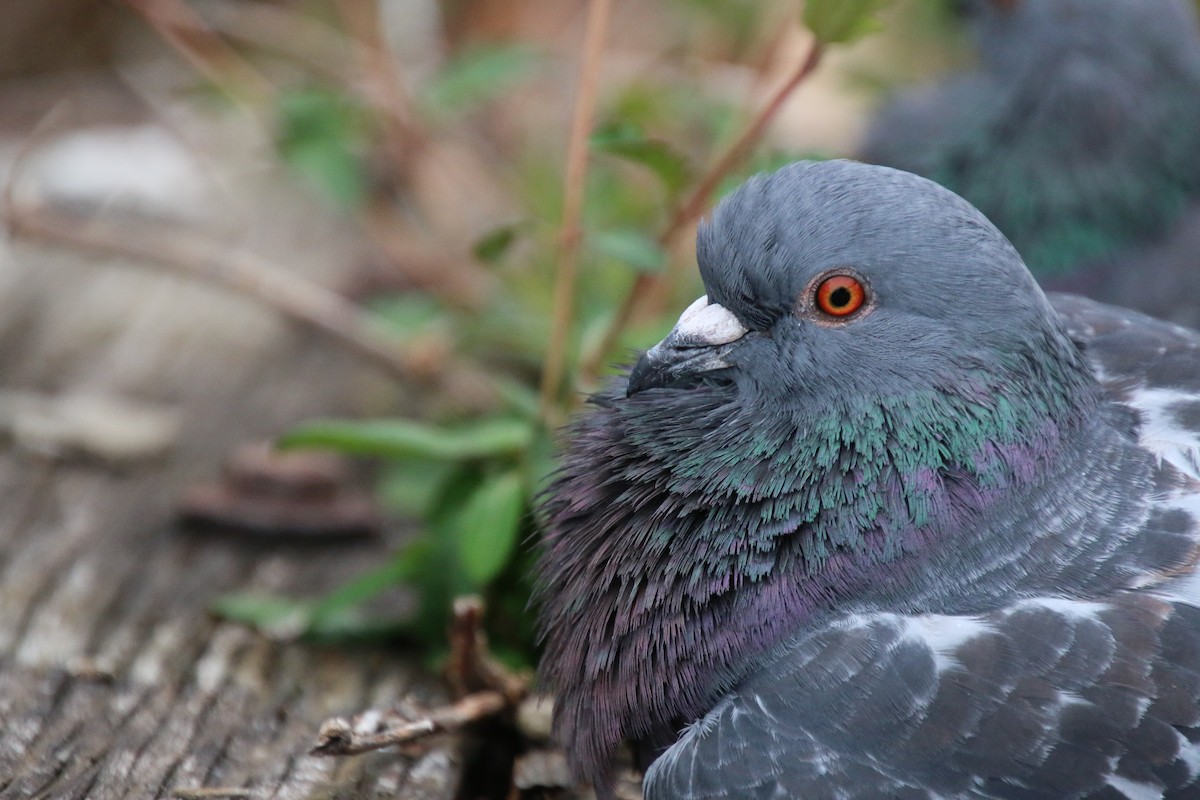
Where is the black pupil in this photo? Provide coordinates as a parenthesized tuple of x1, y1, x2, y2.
(829, 286, 852, 308)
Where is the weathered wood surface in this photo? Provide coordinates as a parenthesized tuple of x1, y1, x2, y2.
(0, 154, 460, 798)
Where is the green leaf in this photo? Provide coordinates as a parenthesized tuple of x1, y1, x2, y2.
(276, 88, 368, 207)
(212, 589, 414, 642)
(803, 0, 893, 44)
(473, 221, 530, 264)
(591, 123, 692, 194)
(279, 418, 533, 461)
(211, 591, 314, 639)
(310, 544, 427, 624)
(590, 228, 666, 273)
(414, 467, 489, 640)
(367, 294, 443, 335)
(425, 45, 540, 111)
(455, 470, 526, 586)
(377, 460, 457, 517)
(285, 143, 366, 207)
(493, 377, 542, 421)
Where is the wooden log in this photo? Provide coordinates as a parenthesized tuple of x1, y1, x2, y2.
(0, 230, 460, 799)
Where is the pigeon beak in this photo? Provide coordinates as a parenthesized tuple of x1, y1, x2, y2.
(626, 296, 749, 396)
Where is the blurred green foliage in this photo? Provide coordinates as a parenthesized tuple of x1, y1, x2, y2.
(590, 123, 694, 198)
(422, 44, 541, 114)
(277, 87, 370, 208)
(212, 0, 928, 665)
(805, 0, 893, 43)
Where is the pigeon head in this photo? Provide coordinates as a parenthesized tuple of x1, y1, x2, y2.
(537, 160, 1101, 792)
(631, 159, 1071, 406)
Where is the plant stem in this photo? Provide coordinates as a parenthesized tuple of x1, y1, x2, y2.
(1, 200, 471, 388)
(123, 0, 276, 109)
(577, 39, 825, 390)
(538, 0, 614, 424)
(672, 42, 824, 249)
(332, 0, 427, 175)
(191, 0, 356, 83)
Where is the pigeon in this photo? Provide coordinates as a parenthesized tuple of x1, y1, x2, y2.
(535, 159, 1200, 799)
(861, 0, 1200, 328)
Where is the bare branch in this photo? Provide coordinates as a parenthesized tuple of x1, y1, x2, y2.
(191, 0, 358, 84)
(123, 0, 276, 109)
(1, 200, 482, 390)
(310, 690, 509, 756)
(446, 595, 527, 703)
(310, 596, 528, 758)
(332, 0, 427, 170)
(670, 43, 824, 250)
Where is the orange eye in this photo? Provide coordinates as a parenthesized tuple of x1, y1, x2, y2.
(815, 274, 866, 317)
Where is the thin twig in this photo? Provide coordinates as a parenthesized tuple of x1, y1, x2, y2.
(539, 0, 615, 423)
(312, 596, 527, 758)
(446, 596, 527, 703)
(577, 39, 825, 390)
(123, 0, 276, 108)
(1, 102, 71, 215)
(330, 0, 495, 305)
(193, 0, 424, 147)
(331, 1, 505, 313)
(193, 0, 359, 84)
(332, 0, 427, 171)
(358, 208, 496, 310)
(4, 201, 422, 382)
(310, 690, 509, 756)
(671, 44, 824, 249)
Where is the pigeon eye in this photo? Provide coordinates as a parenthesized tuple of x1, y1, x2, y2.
(815, 275, 866, 318)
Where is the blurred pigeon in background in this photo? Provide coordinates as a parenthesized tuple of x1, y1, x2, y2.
(862, 0, 1200, 327)
(537, 160, 1200, 799)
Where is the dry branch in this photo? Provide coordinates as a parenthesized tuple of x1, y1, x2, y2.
(332, 0, 427, 170)
(311, 596, 527, 758)
(192, 0, 359, 84)
(124, 0, 276, 108)
(446, 596, 527, 703)
(1, 200, 497, 400)
(310, 690, 509, 756)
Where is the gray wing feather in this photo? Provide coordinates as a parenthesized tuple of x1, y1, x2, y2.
(646, 597, 1200, 800)
(1050, 293, 1200, 395)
